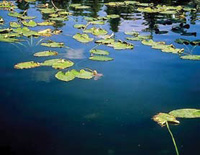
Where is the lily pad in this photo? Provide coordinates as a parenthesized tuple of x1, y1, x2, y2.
(40, 8, 56, 14)
(10, 22, 21, 28)
(14, 61, 40, 69)
(0, 35, 21, 43)
(95, 38, 115, 45)
(106, 14, 120, 19)
(37, 21, 55, 26)
(52, 60, 74, 69)
(153, 113, 180, 127)
(169, 109, 200, 118)
(38, 29, 52, 37)
(73, 33, 94, 43)
(126, 35, 152, 41)
(22, 20, 37, 27)
(84, 27, 108, 36)
(90, 49, 109, 55)
(55, 71, 75, 82)
(75, 69, 94, 79)
(180, 55, 200, 60)
(175, 38, 190, 45)
(34, 51, 58, 57)
(89, 56, 113, 61)
(111, 40, 134, 50)
(74, 24, 86, 29)
(41, 59, 64, 66)
(89, 20, 105, 25)
(41, 40, 65, 48)
(0, 28, 12, 34)
(49, 17, 68, 21)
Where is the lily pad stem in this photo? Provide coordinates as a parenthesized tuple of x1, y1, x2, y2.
(51, 0, 58, 10)
(166, 122, 179, 155)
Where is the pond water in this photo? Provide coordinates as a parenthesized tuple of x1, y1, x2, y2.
(0, 0, 200, 155)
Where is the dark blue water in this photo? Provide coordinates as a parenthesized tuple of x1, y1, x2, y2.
(0, 0, 200, 154)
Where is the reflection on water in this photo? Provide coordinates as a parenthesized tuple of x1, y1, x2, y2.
(65, 48, 86, 59)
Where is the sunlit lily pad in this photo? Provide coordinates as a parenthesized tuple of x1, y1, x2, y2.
(169, 109, 200, 118)
(22, 20, 37, 27)
(13, 27, 38, 37)
(40, 8, 56, 14)
(0, 28, 12, 33)
(95, 38, 115, 45)
(41, 40, 65, 48)
(89, 20, 105, 25)
(75, 69, 94, 79)
(8, 12, 22, 18)
(41, 59, 64, 66)
(10, 22, 21, 28)
(73, 33, 94, 43)
(84, 27, 108, 36)
(106, 14, 120, 19)
(38, 29, 52, 37)
(111, 40, 134, 50)
(141, 39, 165, 46)
(49, 17, 68, 21)
(89, 56, 113, 61)
(0, 35, 21, 42)
(90, 49, 109, 55)
(52, 60, 74, 69)
(55, 71, 75, 82)
(14, 61, 40, 69)
(153, 113, 180, 127)
(34, 51, 58, 57)
(126, 35, 152, 41)
(180, 55, 200, 60)
(74, 24, 86, 29)
(37, 21, 55, 26)
(161, 46, 184, 54)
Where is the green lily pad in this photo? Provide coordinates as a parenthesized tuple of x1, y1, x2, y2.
(90, 49, 109, 55)
(75, 69, 94, 79)
(22, 20, 37, 27)
(20, 16, 36, 20)
(180, 55, 200, 60)
(41, 40, 65, 48)
(41, 59, 64, 66)
(84, 27, 107, 36)
(106, 14, 120, 19)
(10, 22, 21, 28)
(37, 21, 55, 26)
(0, 28, 12, 34)
(14, 61, 40, 69)
(111, 40, 134, 50)
(141, 39, 165, 46)
(34, 51, 58, 57)
(89, 56, 113, 61)
(40, 8, 56, 14)
(74, 24, 86, 29)
(0, 35, 21, 43)
(125, 31, 139, 36)
(13, 27, 38, 37)
(95, 38, 115, 45)
(89, 20, 105, 25)
(169, 109, 200, 118)
(1, 32, 21, 38)
(52, 60, 74, 69)
(55, 71, 75, 82)
(161, 46, 184, 54)
(8, 12, 22, 18)
(153, 113, 180, 127)
(49, 17, 68, 21)
(73, 33, 94, 43)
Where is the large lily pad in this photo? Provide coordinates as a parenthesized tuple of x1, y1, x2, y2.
(52, 60, 74, 69)
(41, 40, 65, 48)
(153, 113, 180, 127)
(55, 71, 75, 82)
(75, 69, 94, 79)
(14, 61, 40, 69)
(169, 109, 200, 118)
(22, 20, 37, 27)
(13, 27, 38, 37)
(34, 51, 58, 57)
(73, 33, 94, 43)
(111, 40, 134, 50)
(90, 49, 109, 55)
(89, 56, 113, 61)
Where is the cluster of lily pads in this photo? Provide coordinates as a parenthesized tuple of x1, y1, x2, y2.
(153, 108, 200, 155)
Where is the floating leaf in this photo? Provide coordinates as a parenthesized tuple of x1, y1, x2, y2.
(175, 38, 190, 45)
(153, 113, 180, 127)
(111, 40, 134, 50)
(49, 17, 68, 21)
(37, 21, 55, 26)
(106, 14, 120, 19)
(55, 71, 75, 82)
(13, 27, 38, 37)
(52, 60, 74, 69)
(10, 22, 21, 28)
(75, 69, 94, 79)
(0, 35, 21, 42)
(190, 40, 200, 46)
(14, 61, 40, 69)
(142, 39, 165, 46)
(95, 38, 115, 45)
(89, 56, 113, 61)
(41, 59, 64, 66)
(74, 24, 86, 29)
(22, 20, 37, 27)
(126, 35, 152, 41)
(73, 33, 94, 43)
(180, 55, 200, 60)
(34, 51, 58, 57)
(40, 8, 56, 14)
(90, 49, 109, 55)
(38, 29, 52, 37)
(41, 40, 65, 48)
(169, 109, 200, 118)
(84, 27, 107, 36)
(89, 20, 105, 25)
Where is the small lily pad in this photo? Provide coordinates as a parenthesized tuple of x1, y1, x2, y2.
(73, 33, 94, 43)
(37, 21, 55, 26)
(41, 40, 65, 48)
(111, 40, 134, 50)
(10, 22, 21, 28)
(175, 38, 190, 45)
(22, 20, 37, 27)
(84, 27, 107, 36)
(169, 109, 200, 118)
(90, 49, 109, 55)
(89, 20, 105, 25)
(34, 51, 58, 57)
(89, 56, 113, 61)
(14, 61, 40, 69)
(74, 24, 86, 29)
(153, 113, 180, 127)
(52, 60, 74, 69)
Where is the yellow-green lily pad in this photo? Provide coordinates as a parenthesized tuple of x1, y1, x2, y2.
(180, 55, 200, 60)
(73, 33, 94, 43)
(90, 49, 109, 55)
(89, 56, 113, 61)
(14, 61, 40, 69)
(10, 22, 21, 28)
(169, 109, 200, 118)
(22, 20, 37, 27)
(34, 51, 58, 57)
